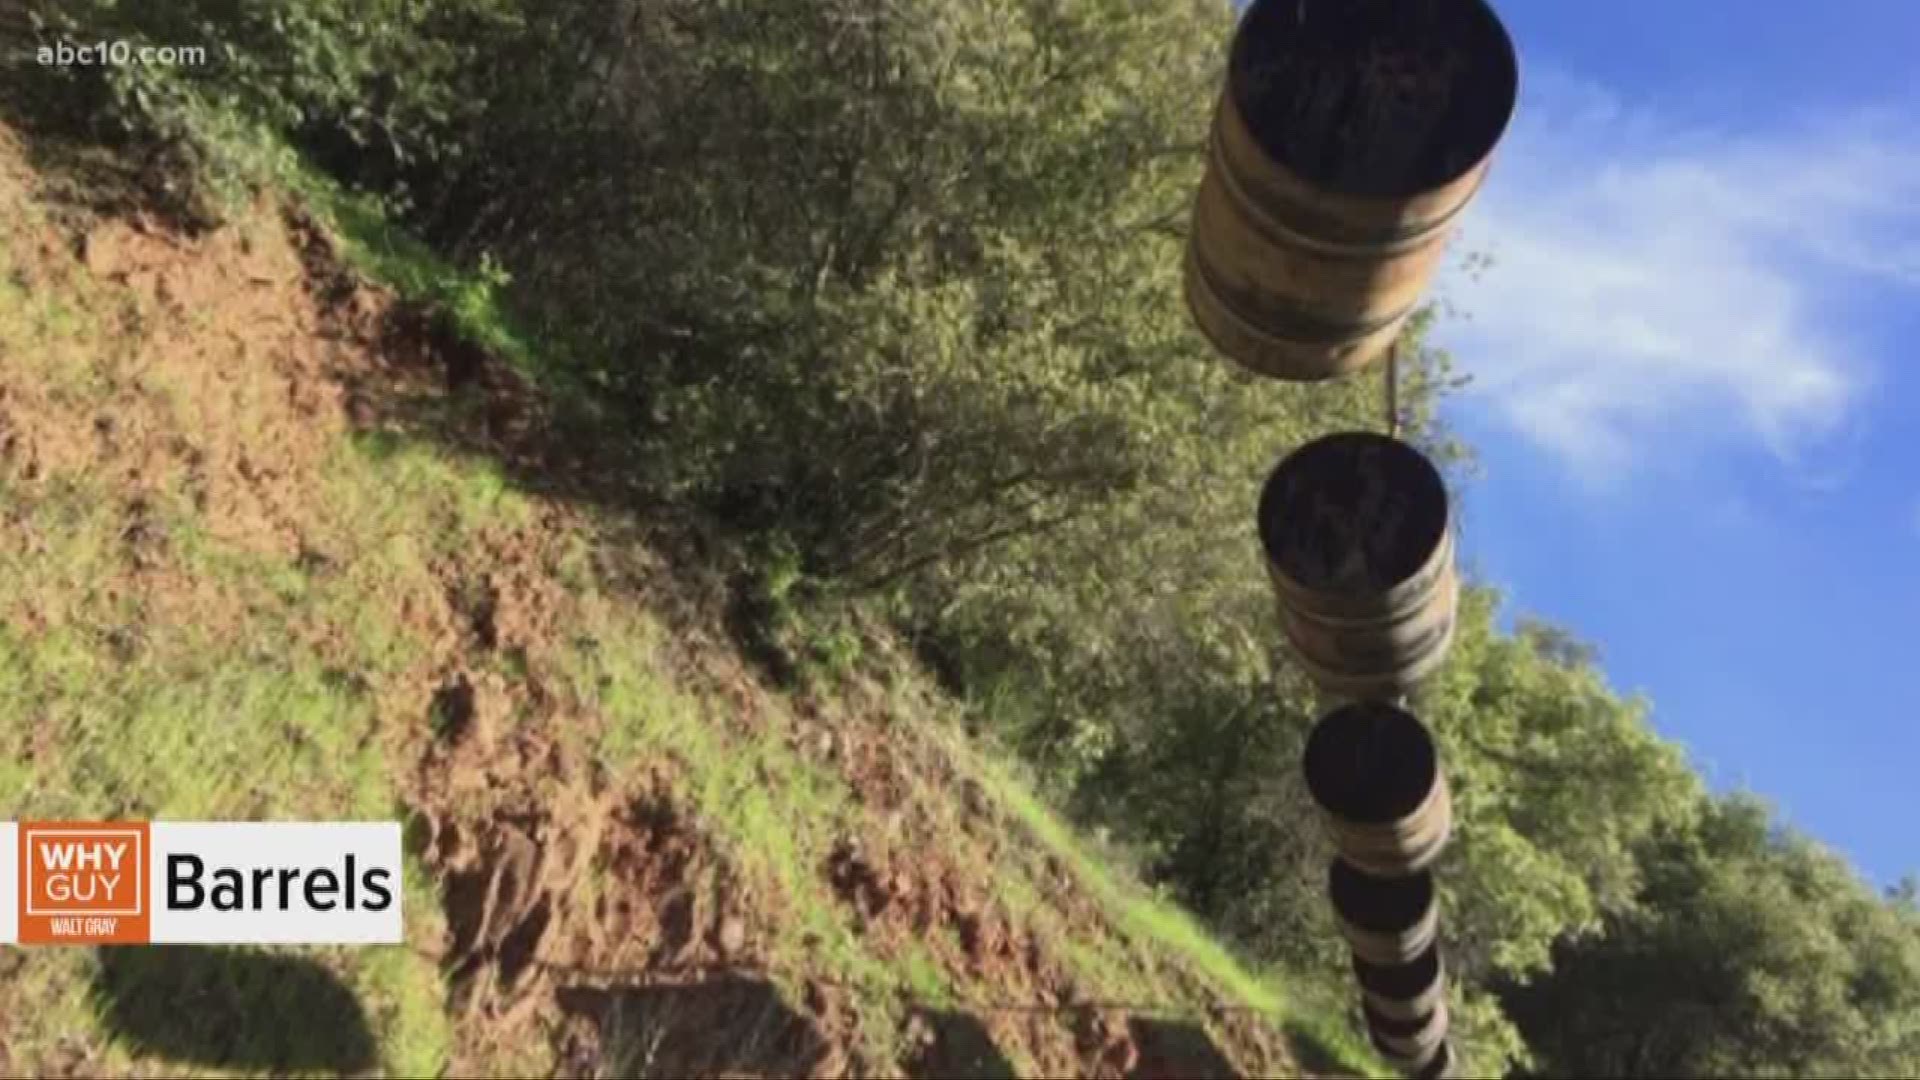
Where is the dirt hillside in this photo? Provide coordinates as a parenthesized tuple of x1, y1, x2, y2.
(0, 120, 1363, 1079)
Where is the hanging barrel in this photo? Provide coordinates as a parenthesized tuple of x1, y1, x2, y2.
(1303, 701, 1451, 876)
(1185, 0, 1519, 380)
(1366, 999, 1449, 1064)
(1416, 1041, 1458, 1080)
(1259, 431, 1456, 698)
(1353, 945, 1447, 1022)
(1375, 1037, 1449, 1077)
(1330, 858, 1439, 964)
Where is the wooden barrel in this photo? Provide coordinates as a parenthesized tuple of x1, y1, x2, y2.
(1185, 0, 1518, 380)
(1366, 999, 1449, 1064)
(1353, 945, 1447, 1021)
(1303, 702, 1451, 876)
(1416, 1040, 1458, 1080)
(1330, 858, 1439, 964)
(1259, 431, 1456, 698)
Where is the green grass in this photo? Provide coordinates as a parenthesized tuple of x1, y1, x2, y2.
(899, 942, 955, 1007)
(565, 606, 916, 1068)
(285, 167, 548, 385)
(964, 740, 1274, 1007)
(327, 432, 538, 547)
(0, 183, 459, 1074)
(956, 733, 1388, 1077)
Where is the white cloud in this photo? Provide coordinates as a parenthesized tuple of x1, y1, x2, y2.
(1435, 69, 1920, 485)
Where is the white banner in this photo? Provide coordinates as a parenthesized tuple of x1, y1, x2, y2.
(0, 823, 16, 945)
(3, 821, 403, 945)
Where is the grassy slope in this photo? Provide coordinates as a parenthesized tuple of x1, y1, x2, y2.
(0, 124, 1382, 1079)
(0, 130, 453, 1074)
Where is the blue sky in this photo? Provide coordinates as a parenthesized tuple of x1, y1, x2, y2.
(1430, 0, 1920, 886)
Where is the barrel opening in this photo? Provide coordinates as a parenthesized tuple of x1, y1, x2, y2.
(1352, 943, 1443, 1000)
(1229, 0, 1519, 199)
(1330, 859, 1435, 932)
(1260, 432, 1449, 599)
(1363, 1000, 1443, 1041)
(1302, 702, 1439, 824)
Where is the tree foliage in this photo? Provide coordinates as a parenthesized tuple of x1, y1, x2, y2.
(1503, 796, 1920, 1078)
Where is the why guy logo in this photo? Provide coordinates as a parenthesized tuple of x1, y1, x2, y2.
(18, 822, 150, 944)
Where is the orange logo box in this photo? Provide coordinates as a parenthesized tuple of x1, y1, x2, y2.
(18, 822, 151, 944)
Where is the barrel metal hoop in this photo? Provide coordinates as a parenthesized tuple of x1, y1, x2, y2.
(1209, 107, 1483, 255)
(1267, 525, 1458, 625)
(1365, 981, 1447, 1022)
(1190, 243, 1417, 344)
(1285, 611, 1459, 699)
(1339, 908, 1441, 966)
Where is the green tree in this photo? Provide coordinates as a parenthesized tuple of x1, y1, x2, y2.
(1502, 796, 1920, 1078)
